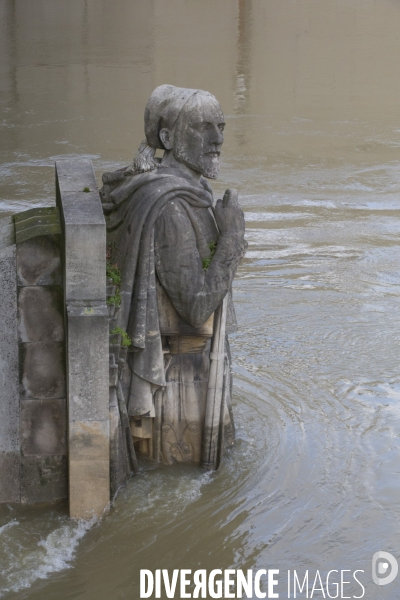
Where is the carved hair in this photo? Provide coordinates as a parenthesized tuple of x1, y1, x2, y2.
(130, 140, 157, 174)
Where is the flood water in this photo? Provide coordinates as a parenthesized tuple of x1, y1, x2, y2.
(1, 1, 400, 598)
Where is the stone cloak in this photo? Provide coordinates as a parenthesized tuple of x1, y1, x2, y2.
(102, 167, 218, 415)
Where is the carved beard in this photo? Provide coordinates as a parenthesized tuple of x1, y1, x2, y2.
(173, 146, 220, 179)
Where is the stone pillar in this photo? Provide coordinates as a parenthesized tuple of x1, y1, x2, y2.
(56, 160, 110, 519)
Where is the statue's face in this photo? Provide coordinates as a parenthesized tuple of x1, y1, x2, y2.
(173, 95, 225, 179)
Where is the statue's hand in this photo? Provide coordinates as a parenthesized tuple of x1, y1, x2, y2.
(214, 189, 245, 236)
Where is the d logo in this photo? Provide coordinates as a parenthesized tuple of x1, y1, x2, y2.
(372, 551, 398, 586)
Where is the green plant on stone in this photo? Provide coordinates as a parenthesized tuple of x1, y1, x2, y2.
(83, 187, 90, 193)
(202, 241, 217, 271)
(107, 292, 121, 307)
(106, 261, 122, 306)
(110, 327, 132, 347)
(106, 262, 121, 285)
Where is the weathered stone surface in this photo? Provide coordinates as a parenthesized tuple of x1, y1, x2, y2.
(57, 159, 110, 518)
(109, 353, 119, 388)
(101, 85, 246, 468)
(59, 189, 105, 302)
(21, 455, 67, 503)
(69, 462, 110, 519)
(18, 286, 64, 342)
(14, 207, 61, 244)
(16, 235, 62, 286)
(1, 231, 68, 505)
(63, 226, 105, 300)
(130, 416, 153, 439)
(0, 246, 20, 461)
(62, 192, 105, 225)
(69, 420, 109, 460)
(19, 341, 65, 399)
(0, 453, 20, 503)
(157, 281, 214, 336)
(0, 216, 15, 251)
(56, 159, 97, 195)
(110, 399, 131, 497)
(69, 420, 109, 518)
(21, 399, 66, 456)
(67, 315, 109, 421)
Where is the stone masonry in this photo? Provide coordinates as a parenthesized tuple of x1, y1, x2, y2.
(56, 160, 110, 519)
(0, 208, 67, 503)
(0, 160, 112, 518)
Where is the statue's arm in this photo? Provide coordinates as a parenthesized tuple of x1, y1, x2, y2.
(154, 197, 246, 329)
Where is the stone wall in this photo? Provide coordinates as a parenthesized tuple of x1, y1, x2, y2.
(0, 209, 67, 503)
(0, 161, 112, 517)
(15, 209, 67, 503)
(0, 242, 20, 502)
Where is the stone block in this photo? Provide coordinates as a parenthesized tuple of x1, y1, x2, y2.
(18, 286, 64, 342)
(0, 216, 15, 251)
(0, 452, 20, 503)
(61, 192, 105, 226)
(69, 464, 110, 519)
(20, 341, 65, 399)
(16, 235, 62, 286)
(69, 420, 109, 461)
(21, 455, 67, 503)
(58, 185, 105, 303)
(68, 315, 109, 421)
(21, 399, 66, 456)
(0, 245, 20, 454)
(56, 159, 97, 195)
(14, 208, 61, 245)
(69, 420, 110, 518)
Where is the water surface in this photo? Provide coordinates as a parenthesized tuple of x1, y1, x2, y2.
(1, 1, 400, 598)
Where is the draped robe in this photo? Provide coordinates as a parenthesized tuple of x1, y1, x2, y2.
(101, 166, 245, 463)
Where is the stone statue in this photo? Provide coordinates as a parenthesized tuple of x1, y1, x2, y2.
(101, 85, 246, 469)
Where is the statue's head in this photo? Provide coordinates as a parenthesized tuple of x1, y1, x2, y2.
(132, 85, 225, 179)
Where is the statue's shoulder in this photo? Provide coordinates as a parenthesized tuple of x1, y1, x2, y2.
(100, 167, 130, 206)
(101, 166, 129, 183)
(100, 168, 159, 208)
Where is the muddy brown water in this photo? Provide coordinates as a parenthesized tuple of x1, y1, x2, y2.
(1, 1, 400, 598)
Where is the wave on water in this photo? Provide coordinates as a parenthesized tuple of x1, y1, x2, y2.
(0, 516, 96, 597)
(0, 468, 214, 598)
(119, 466, 215, 520)
(0, 521, 19, 535)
